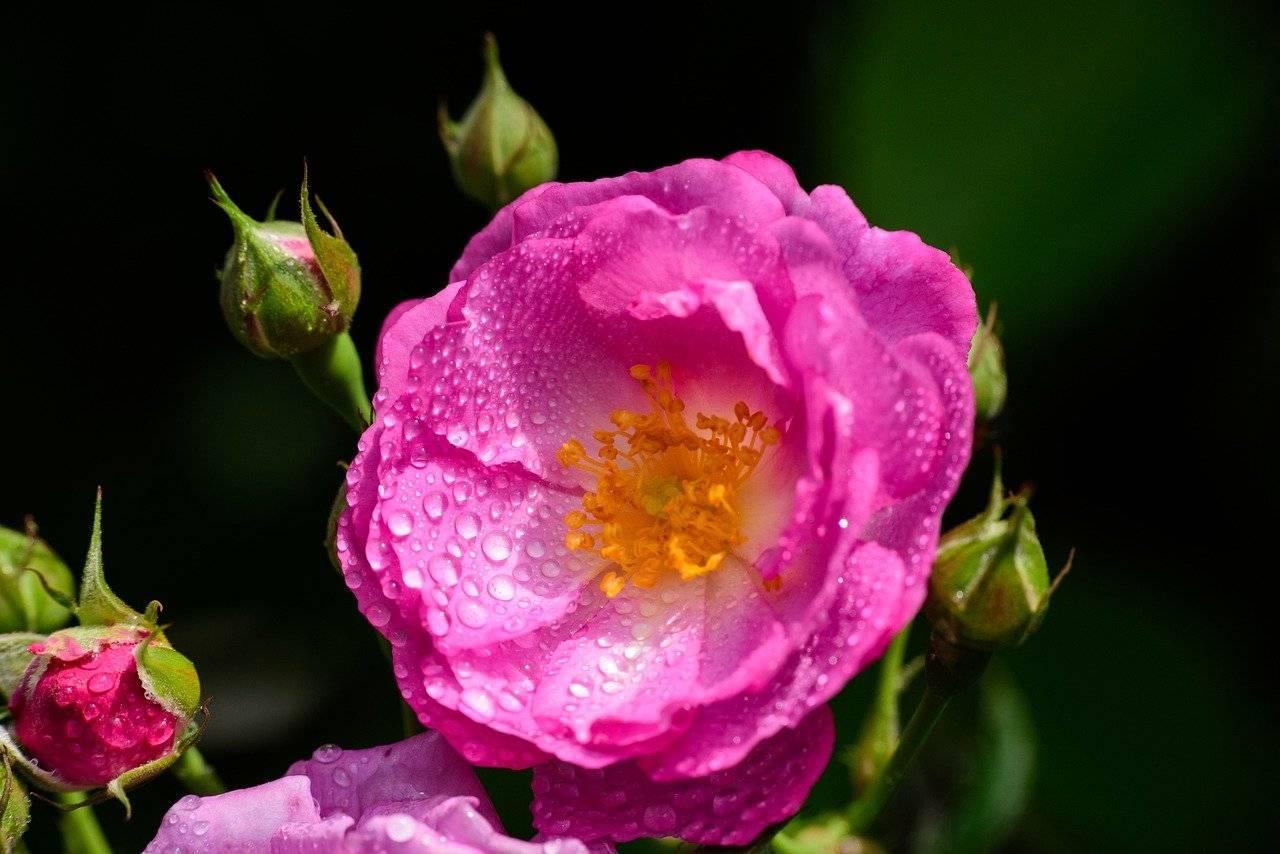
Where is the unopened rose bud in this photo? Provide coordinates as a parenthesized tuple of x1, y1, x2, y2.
(0, 521, 74, 633)
(0, 495, 202, 802)
(208, 171, 360, 359)
(439, 33, 558, 210)
(968, 304, 1007, 421)
(926, 459, 1068, 650)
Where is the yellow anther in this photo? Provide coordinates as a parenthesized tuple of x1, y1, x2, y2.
(557, 362, 782, 597)
(601, 571, 626, 598)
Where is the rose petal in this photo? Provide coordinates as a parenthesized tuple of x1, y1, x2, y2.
(532, 705, 833, 846)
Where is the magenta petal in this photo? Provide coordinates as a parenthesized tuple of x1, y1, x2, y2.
(532, 705, 833, 846)
(144, 776, 322, 852)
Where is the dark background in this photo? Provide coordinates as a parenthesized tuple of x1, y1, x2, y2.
(3, 2, 1277, 851)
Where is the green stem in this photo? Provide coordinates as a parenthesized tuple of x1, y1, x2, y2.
(847, 632, 991, 835)
(851, 625, 910, 793)
(289, 332, 371, 434)
(56, 791, 110, 854)
(172, 746, 225, 795)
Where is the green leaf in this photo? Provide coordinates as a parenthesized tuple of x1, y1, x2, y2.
(135, 643, 201, 720)
(300, 166, 361, 321)
(74, 491, 145, 628)
(0, 633, 42, 700)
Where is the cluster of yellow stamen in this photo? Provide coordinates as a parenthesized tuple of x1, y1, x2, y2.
(558, 362, 781, 597)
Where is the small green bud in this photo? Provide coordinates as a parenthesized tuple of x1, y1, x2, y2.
(926, 459, 1069, 650)
(0, 520, 74, 633)
(208, 171, 360, 359)
(1, 759, 30, 853)
(968, 304, 1007, 421)
(439, 33, 558, 211)
(774, 814, 883, 854)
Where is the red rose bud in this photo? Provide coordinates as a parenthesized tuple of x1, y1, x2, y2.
(439, 33, 558, 210)
(10, 628, 186, 788)
(0, 520, 75, 633)
(968, 304, 1007, 421)
(926, 458, 1069, 650)
(0, 494, 201, 796)
(208, 171, 360, 359)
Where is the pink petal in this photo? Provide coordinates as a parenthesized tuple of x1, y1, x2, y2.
(144, 776, 322, 853)
(640, 542, 904, 781)
(452, 156, 789, 283)
(532, 705, 833, 846)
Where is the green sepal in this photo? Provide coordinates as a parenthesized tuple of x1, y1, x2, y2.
(300, 166, 361, 324)
(0, 755, 31, 854)
(0, 634, 43, 701)
(0, 521, 75, 633)
(74, 492, 147, 629)
(135, 638, 201, 721)
(104, 719, 204, 818)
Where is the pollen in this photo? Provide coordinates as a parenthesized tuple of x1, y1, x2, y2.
(559, 361, 782, 597)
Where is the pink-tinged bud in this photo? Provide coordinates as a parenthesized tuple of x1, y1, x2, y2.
(208, 171, 361, 359)
(10, 630, 179, 788)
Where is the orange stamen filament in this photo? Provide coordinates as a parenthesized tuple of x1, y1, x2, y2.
(558, 361, 781, 597)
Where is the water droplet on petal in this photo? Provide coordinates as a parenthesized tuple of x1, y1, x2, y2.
(387, 512, 413, 538)
(487, 574, 516, 601)
(482, 532, 512, 562)
(87, 673, 115, 694)
(385, 814, 416, 843)
(458, 600, 488, 628)
(455, 513, 480, 540)
(313, 744, 342, 763)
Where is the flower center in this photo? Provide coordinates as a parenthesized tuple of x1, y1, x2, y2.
(558, 362, 781, 597)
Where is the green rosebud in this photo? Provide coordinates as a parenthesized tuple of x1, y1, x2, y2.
(439, 33, 558, 211)
(208, 171, 360, 360)
(926, 459, 1069, 650)
(968, 304, 1007, 421)
(775, 814, 884, 854)
(0, 758, 30, 854)
(0, 520, 74, 633)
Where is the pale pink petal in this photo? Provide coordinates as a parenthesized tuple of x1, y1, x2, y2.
(144, 776, 322, 853)
(640, 542, 904, 781)
(532, 705, 833, 846)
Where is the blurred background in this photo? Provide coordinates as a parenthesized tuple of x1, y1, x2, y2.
(2, 2, 1276, 850)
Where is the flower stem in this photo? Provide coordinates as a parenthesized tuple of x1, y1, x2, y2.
(173, 746, 225, 795)
(289, 332, 371, 434)
(850, 625, 910, 793)
(846, 632, 990, 834)
(56, 791, 111, 854)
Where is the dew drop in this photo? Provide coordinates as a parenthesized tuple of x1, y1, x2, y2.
(482, 532, 513, 563)
(313, 744, 342, 763)
(644, 804, 677, 833)
(88, 673, 115, 694)
(385, 814, 416, 843)
(455, 512, 481, 540)
(458, 600, 489, 628)
(487, 574, 516, 601)
(428, 556, 459, 587)
(333, 768, 351, 787)
(387, 512, 413, 538)
(461, 688, 495, 720)
(423, 492, 448, 521)
(367, 604, 391, 627)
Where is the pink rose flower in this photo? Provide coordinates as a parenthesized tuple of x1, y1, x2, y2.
(336, 151, 976, 844)
(145, 732, 603, 853)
